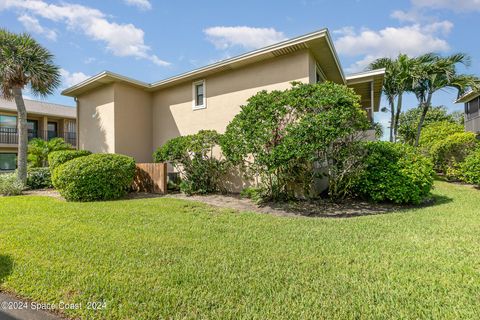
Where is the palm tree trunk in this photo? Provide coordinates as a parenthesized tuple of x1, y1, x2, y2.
(414, 92, 433, 147)
(393, 93, 403, 142)
(13, 86, 28, 184)
(388, 96, 395, 142)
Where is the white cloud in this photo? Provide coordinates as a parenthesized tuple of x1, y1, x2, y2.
(412, 0, 480, 12)
(1, 0, 169, 66)
(335, 23, 452, 72)
(17, 14, 57, 40)
(204, 26, 287, 50)
(124, 0, 152, 11)
(60, 68, 90, 88)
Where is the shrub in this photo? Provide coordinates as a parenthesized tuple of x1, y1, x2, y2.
(459, 149, 480, 186)
(154, 130, 227, 195)
(52, 153, 136, 201)
(430, 132, 478, 179)
(27, 167, 52, 189)
(28, 137, 73, 167)
(419, 121, 464, 153)
(48, 150, 92, 172)
(221, 81, 370, 200)
(0, 173, 24, 196)
(353, 141, 434, 204)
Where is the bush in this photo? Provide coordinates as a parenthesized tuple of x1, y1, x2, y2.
(52, 153, 136, 201)
(430, 132, 478, 179)
(154, 130, 227, 195)
(28, 137, 73, 167)
(27, 167, 52, 189)
(353, 142, 434, 204)
(48, 150, 92, 172)
(459, 149, 480, 186)
(221, 81, 370, 200)
(0, 173, 24, 196)
(419, 121, 464, 153)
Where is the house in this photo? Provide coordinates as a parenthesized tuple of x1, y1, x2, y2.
(455, 90, 480, 135)
(62, 29, 384, 190)
(0, 98, 76, 171)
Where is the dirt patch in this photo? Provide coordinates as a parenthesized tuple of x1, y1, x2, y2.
(23, 189, 64, 200)
(159, 193, 413, 218)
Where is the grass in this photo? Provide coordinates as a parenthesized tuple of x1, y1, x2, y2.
(0, 181, 479, 319)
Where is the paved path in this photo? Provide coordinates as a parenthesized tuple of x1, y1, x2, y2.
(0, 292, 64, 320)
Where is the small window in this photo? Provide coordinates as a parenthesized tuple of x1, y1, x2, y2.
(192, 80, 206, 110)
(0, 153, 16, 171)
(315, 65, 325, 83)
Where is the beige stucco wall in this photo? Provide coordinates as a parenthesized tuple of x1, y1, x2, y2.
(151, 49, 312, 148)
(77, 84, 115, 153)
(113, 83, 153, 162)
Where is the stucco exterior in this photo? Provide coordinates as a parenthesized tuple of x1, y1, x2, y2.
(63, 29, 384, 192)
(152, 49, 311, 147)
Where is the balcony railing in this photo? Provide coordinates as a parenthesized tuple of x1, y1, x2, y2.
(0, 128, 76, 146)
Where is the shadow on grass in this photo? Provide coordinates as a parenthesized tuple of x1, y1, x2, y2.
(0, 255, 13, 284)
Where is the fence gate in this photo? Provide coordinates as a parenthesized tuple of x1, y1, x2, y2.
(132, 163, 167, 194)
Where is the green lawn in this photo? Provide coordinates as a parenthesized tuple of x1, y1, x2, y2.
(0, 181, 479, 319)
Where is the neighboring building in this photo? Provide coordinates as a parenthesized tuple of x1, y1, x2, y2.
(455, 90, 480, 135)
(62, 29, 384, 190)
(0, 98, 76, 171)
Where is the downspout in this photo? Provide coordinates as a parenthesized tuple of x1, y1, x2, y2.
(74, 97, 79, 150)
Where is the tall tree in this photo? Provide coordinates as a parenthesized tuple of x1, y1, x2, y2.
(0, 29, 60, 183)
(368, 54, 415, 142)
(410, 53, 480, 146)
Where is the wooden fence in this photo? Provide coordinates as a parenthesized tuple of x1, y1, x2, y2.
(132, 163, 167, 194)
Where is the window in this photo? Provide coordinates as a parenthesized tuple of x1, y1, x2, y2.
(47, 122, 58, 140)
(0, 115, 17, 129)
(466, 97, 480, 120)
(192, 80, 206, 110)
(27, 120, 38, 139)
(0, 153, 16, 171)
(315, 65, 325, 83)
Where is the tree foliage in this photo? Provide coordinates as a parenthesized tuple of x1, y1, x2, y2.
(154, 130, 227, 195)
(397, 106, 462, 145)
(28, 137, 73, 167)
(221, 81, 370, 200)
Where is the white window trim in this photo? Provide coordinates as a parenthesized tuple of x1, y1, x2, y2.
(192, 79, 206, 110)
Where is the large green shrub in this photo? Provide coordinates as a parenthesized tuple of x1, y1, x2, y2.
(459, 149, 480, 186)
(419, 121, 464, 153)
(27, 167, 52, 189)
(397, 106, 462, 144)
(48, 150, 92, 172)
(52, 154, 136, 201)
(0, 173, 24, 196)
(430, 132, 478, 179)
(221, 81, 370, 200)
(28, 137, 73, 167)
(353, 141, 434, 204)
(154, 130, 227, 195)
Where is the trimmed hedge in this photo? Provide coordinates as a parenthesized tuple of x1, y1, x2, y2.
(459, 149, 480, 186)
(52, 153, 136, 202)
(353, 141, 434, 204)
(48, 150, 92, 172)
(27, 167, 52, 189)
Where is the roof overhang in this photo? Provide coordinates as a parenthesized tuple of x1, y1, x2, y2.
(62, 28, 345, 97)
(455, 90, 480, 103)
(346, 69, 385, 112)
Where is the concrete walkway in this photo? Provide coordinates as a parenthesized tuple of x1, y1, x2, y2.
(0, 292, 64, 320)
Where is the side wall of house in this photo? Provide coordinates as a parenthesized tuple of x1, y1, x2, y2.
(113, 83, 153, 162)
(151, 49, 312, 148)
(77, 84, 115, 153)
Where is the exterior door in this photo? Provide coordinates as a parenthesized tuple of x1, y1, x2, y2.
(47, 122, 57, 140)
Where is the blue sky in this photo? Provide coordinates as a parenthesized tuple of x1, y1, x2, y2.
(1, 0, 479, 134)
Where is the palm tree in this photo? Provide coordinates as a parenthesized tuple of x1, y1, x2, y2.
(368, 57, 397, 142)
(0, 29, 60, 183)
(368, 54, 415, 142)
(28, 137, 73, 167)
(411, 53, 480, 146)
